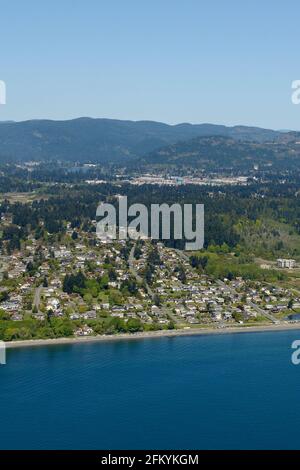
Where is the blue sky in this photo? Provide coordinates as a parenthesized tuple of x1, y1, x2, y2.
(0, 0, 300, 129)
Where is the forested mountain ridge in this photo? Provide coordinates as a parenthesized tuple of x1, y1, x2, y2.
(143, 134, 300, 170)
(0, 117, 282, 163)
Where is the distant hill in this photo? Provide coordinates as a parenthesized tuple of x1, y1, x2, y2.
(0, 117, 282, 163)
(143, 134, 300, 170)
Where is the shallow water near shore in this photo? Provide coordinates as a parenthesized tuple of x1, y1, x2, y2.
(1, 329, 300, 449)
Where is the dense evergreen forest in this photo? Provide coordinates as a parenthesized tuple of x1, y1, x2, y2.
(0, 168, 300, 260)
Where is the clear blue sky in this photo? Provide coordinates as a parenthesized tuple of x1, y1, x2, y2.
(1, 0, 300, 129)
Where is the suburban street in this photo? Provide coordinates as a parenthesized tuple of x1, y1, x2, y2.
(33, 286, 43, 312)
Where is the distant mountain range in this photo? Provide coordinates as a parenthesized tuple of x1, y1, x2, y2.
(0, 117, 286, 164)
(143, 134, 300, 170)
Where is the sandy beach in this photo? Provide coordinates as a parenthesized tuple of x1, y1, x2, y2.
(4, 322, 300, 349)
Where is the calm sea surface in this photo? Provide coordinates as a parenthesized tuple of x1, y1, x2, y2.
(1, 330, 300, 449)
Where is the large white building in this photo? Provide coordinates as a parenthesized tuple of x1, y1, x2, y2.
(277, 259, 296, 269)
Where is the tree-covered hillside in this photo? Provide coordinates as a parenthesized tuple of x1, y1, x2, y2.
(0, 118, 281, 163)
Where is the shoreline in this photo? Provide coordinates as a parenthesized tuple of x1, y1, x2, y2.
(5, 322, 300, 349)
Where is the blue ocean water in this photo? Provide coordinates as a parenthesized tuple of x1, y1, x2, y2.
(1, 330, 300, 450)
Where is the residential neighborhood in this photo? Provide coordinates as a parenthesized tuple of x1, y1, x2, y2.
(0, 211, 299, 342)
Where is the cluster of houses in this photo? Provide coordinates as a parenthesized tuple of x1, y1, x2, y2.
(230, 279, 300, 314)
(0, 217, 300, 332)
(132, 243, 300, 325)
(277, 258, 296, 269)
(132, 243, 242, 325)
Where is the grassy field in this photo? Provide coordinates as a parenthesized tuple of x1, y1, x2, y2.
(0, 192, 48, 203)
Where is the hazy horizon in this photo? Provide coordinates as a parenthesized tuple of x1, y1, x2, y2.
(0, 116, 296, 133)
